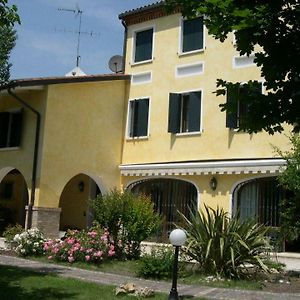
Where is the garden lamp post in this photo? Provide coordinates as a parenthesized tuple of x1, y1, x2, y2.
(168, 229, 187, 300)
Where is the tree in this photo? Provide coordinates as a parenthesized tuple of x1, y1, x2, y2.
(0, 26, 17, 84)
(276, 134, 300, 242)
(165, 0, 300, 134)
(0, 0, 20, 27)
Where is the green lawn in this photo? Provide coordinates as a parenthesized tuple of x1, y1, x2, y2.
(0, 265, 206, 300)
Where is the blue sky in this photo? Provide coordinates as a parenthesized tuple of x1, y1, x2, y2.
(9, 0, 156, 79)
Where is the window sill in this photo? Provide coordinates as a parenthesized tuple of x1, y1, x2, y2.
(175, 131, 203, 137)
(178, 49, 205, 57)
(130, 59, 153, 67)
(126, 136, 149, 141)
(0, 146, 20, 152)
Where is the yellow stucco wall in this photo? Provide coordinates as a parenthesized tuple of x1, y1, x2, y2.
(0, 89, 47, 191)
(37, 79, 128, 208)
(121, 13, 289, 164)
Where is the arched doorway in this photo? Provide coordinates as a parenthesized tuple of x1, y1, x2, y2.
(128, 178, 198, 240)
(59, 174, 102, 231)
(0, 168, 28, 234)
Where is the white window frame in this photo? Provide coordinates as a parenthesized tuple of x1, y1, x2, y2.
(172, 89, 204, 136)
(131, 25, 155, 65)
(126, 96, 151, 140)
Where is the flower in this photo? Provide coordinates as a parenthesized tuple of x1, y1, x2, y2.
(85, 255, 91, 262)
(68, 256, 74, 263)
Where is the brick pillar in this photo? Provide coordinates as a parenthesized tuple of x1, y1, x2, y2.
(26, 206, 61, 239)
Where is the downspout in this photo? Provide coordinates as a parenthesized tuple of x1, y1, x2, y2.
(8, 88, 41, 230)
(121, 20, 128, 74)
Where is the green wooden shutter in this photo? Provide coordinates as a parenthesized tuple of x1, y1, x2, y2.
(226, 86, 238, 129)
(168, 93, 181, 133)
(136, 98, 149, 137)
(182, 17, 203, 52)
(187, 91, 201, 132)
(129, 101, 136, 137)
(135, 29, 153, 62)
(10, 110, 23, 147)
(0, 112, 9, 148)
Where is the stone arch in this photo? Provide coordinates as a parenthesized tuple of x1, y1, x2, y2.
(127, 177, 199, 240)
(59, 173, 104, 231)
(0, 167, 29, 234)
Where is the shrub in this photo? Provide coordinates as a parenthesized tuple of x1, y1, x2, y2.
(138, 246, 177, 279)
(3, 224, 24, 242)
(179, 206, 270, 279)
(13, 228, 45, 256)
(90, 189, 161, 260)
(43, 225, 115, 264)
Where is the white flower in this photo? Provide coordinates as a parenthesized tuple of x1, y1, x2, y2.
(20, 249, 25, 254)
(13, 234, 21, 242)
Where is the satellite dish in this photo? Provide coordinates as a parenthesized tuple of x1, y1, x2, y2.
(108, 55, 123, 73)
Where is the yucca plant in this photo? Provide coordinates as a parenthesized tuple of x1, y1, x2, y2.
(179, 205, 270, 279)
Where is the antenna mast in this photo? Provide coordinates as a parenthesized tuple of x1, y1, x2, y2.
(58, 6, 83, 67)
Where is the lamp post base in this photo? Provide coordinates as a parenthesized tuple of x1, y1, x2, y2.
(168, 289, 179, 300)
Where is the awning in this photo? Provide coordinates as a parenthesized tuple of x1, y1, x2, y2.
(119, 158, 286, 177)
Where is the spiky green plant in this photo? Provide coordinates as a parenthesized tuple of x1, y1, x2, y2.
(179, 206, 270, 278)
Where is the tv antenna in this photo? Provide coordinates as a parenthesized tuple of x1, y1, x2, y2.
(58, 5, 99, 68)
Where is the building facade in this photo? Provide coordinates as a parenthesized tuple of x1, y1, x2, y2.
(0, 2, 290, 240)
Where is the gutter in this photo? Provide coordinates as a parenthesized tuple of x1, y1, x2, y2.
(8, 88, 41, 230)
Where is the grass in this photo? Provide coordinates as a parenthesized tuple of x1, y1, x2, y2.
(0, 265, 207, 300)
(28, 255, 264, 291)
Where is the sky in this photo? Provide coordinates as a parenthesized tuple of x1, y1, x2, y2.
(9, 0, 156, 79)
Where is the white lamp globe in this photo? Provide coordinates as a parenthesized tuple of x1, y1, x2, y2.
(169, 229, 187, 246)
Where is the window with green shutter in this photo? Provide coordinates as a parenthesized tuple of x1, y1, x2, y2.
(134, 28, 153, 63)
(0, 110, 23, 148)
(128, 98, 149, 138)
(168, 91, 201, 134)
(226, 82, 263, 129)
(182, 17, 204, 53)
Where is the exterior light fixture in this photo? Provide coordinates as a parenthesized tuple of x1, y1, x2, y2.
(209, 177, 217, 191)
(168, 229, 187, 300)
(78, 181, 84, 192)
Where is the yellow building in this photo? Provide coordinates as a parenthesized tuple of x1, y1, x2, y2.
(0, 2, 290, 241)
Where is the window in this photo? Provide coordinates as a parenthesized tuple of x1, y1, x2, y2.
(181, 17, 204, 53)
(234, 177, 284, 227)
(0, 110, 23, 148)
(134, 28, 153, 63)
(127, 98, 149, 138)
(168, 91, 201, 134)
(226, 82, 263, 129)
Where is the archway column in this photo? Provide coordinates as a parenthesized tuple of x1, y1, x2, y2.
(27, 206, 61, 238)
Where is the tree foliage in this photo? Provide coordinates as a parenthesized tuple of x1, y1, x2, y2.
(165, 0, 300, 134)
(276, 134, 300, 241)
(0, 0, 19, 84)
(0, 0, 20, 27)
(0, 25, 17, 84)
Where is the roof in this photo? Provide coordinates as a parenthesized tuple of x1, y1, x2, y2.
(118, 1, 165, 19)
(118, 1, 180, 26)
(0, 73, 131, 91)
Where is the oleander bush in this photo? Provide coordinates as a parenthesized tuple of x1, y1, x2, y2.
(13, 228, 45, 256)
(179, 206, 271, 279)
(90, 189, 161, 260)
(3, 224, 24, 243)
(43, 224, 115, 263)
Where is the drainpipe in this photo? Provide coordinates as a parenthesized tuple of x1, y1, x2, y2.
(121, 20, 128, 74)
(8, 88, 41, 230)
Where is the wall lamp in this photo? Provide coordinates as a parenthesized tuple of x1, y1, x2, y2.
(209, 177, 218, 191)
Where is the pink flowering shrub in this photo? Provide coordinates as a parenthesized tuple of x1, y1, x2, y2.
(43, 225, 115, 264)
